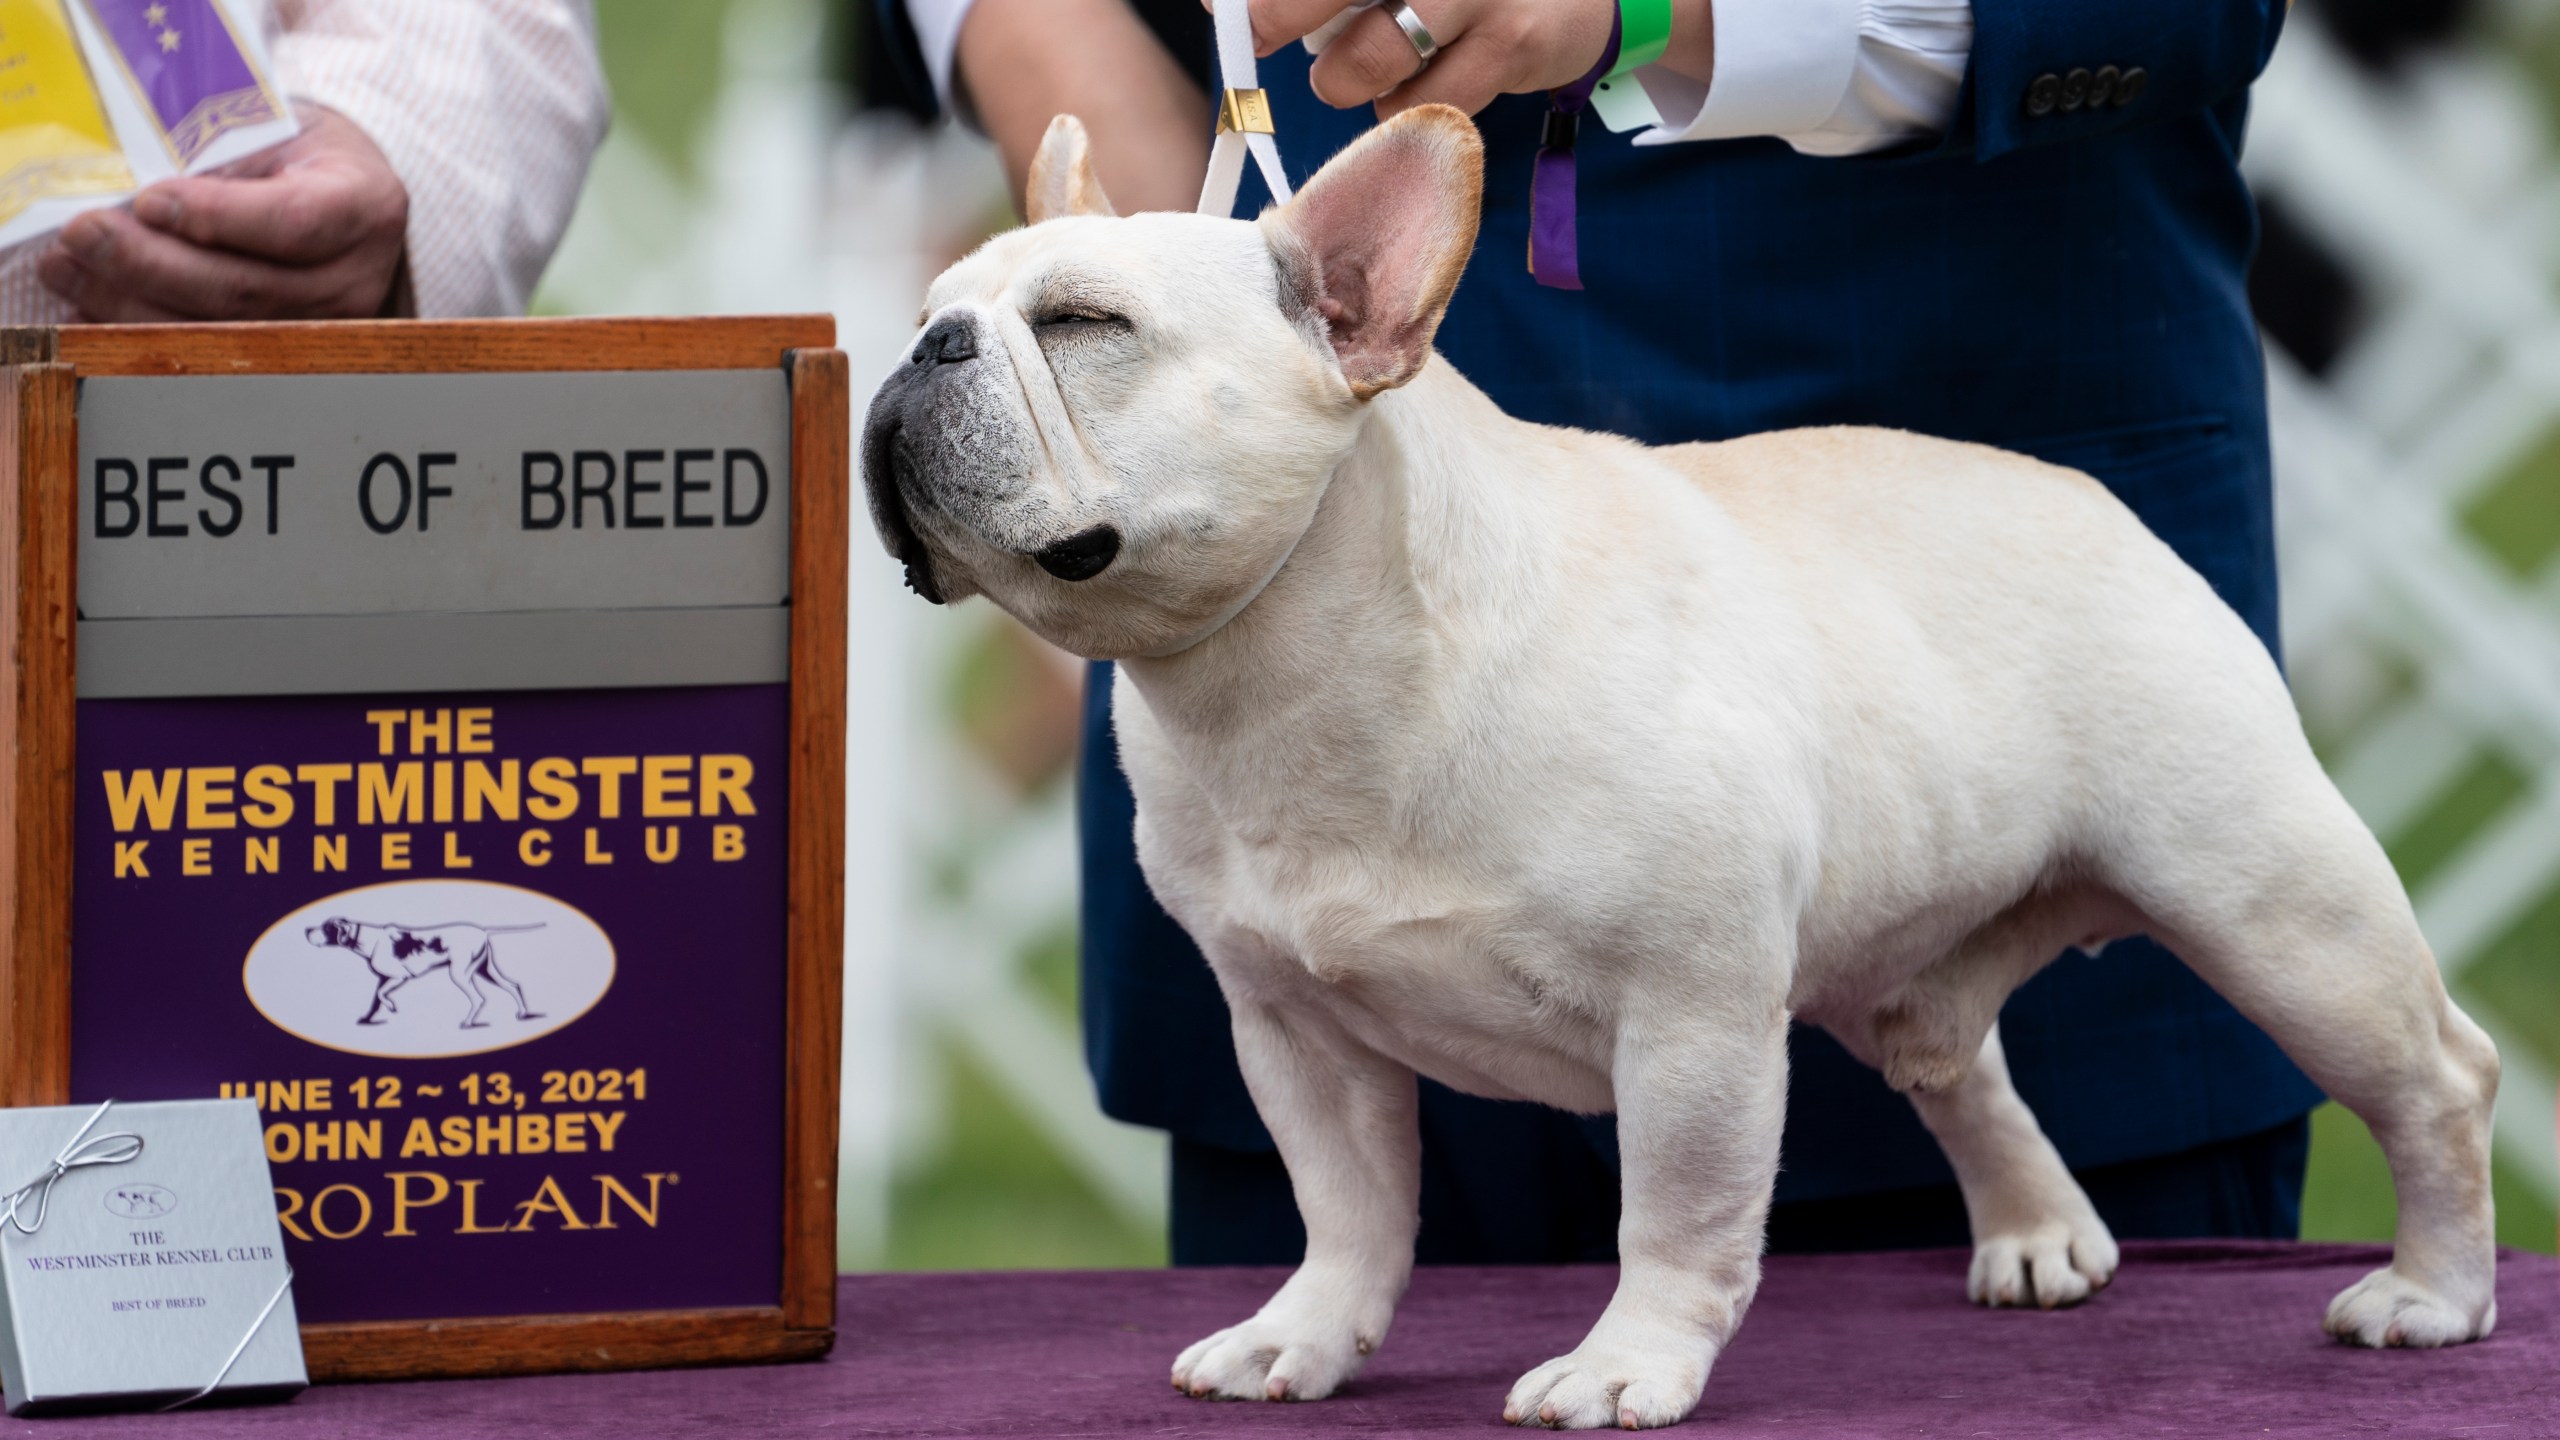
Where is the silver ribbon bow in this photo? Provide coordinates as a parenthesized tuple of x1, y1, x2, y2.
(0, 1099, 145, 1238)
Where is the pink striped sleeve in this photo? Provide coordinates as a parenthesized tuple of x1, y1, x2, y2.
(268, 0, 610, 317)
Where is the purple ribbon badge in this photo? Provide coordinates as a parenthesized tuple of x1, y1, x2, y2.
(1529, 9, 1624, 292)
(84, 0, 283, 165)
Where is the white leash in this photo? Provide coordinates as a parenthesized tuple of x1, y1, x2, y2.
(1197, 0, 1295, 216)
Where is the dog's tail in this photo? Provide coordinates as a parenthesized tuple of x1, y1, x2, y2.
(365, 921, 549, 934)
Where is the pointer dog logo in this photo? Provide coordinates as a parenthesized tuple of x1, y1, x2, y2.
(302, 918, 547, 1030)
(246, 879, 615, 1059)
(103, 1183, 177, 1221)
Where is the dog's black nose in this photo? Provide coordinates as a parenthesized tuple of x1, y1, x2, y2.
(1033, 525, 1122, 581)
(912, 315, 978, 368)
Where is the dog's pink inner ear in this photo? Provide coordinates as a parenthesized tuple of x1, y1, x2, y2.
(1266, 105, 1484, 399)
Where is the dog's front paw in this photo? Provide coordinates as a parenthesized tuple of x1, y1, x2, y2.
(1503, 1339, 1706, 1431)
(2323, 1266, 2495, 1348)
(1171, 1314, 1377, 1402)
(1968, 1206, 2118, 1309)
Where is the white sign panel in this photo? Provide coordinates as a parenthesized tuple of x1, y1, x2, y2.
(77, 370, 792, 620)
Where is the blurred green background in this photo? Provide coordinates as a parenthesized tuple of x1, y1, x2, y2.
(562, 0, 2557, 1273)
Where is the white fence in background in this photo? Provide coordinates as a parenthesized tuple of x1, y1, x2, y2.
(2250, 18, 2560, 1205)
(540, 0, 2560, 1267)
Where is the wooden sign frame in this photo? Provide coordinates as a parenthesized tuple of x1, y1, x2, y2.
(0, 317, 848, 1380)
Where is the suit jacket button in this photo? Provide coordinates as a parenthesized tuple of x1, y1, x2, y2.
(2059, 67, 2092, 111)
(2115, 66, 2148, 107)
(2026, 72, 2060, 116)
(2090, 64, 2120, 107)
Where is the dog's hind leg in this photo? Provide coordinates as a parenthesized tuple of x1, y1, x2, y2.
(478, 947, 542, 1021)
(1889, 1023, 2117, 1307)
(1867, 880, 2128, 1096)
(445, 959, 490, 1029)
(1837, 885, 2127, 1308)
(2117, 769, 2497, 1347)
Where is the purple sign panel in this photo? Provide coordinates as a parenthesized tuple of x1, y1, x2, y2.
(69, 684, 791, 1324)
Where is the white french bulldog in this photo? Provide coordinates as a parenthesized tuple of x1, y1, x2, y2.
(861, 105, 2499, 1429)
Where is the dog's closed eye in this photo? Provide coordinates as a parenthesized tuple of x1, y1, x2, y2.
(1033, 309, 1131, 335)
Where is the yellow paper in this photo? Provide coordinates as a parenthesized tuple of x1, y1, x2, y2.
(0, 0, 132, 227)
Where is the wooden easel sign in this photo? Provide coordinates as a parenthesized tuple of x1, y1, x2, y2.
(0, 318, 850, 1380)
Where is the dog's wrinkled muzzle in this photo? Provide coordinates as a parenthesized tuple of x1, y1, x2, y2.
(861, 315, 987, 605)
(860, 400, 944, 605)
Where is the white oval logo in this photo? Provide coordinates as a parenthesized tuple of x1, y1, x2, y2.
(244, 879, 615, 1059)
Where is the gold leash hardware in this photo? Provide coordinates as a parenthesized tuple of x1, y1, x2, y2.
(1218, 87, 1276, 135)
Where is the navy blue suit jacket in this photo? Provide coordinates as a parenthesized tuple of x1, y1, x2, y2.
(1068, 0, 2326, 1207)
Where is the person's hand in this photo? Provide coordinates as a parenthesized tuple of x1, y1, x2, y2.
(37, 103, 410, 323)
(1228, 0, 1686, 118)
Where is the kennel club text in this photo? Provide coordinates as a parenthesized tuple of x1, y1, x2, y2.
(99, 707, 760, 878)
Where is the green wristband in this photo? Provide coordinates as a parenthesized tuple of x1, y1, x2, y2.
(1609, 0, 1673, 78)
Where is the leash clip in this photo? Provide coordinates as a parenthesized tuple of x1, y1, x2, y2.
(1218, 87, 1275, 136)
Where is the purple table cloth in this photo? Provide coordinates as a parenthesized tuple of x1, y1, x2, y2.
(20, 1242, 2555, 1437)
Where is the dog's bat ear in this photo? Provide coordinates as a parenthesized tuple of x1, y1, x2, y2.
(1260, 103, 1484, 400)
(1025, 115, 1116, 224)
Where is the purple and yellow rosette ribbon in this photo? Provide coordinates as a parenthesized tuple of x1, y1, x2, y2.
(0, 0, 135, 227)
(82, 0, 284, 167)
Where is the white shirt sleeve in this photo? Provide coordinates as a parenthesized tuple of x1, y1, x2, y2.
(268, 0, 611, 316)
(905, 0, 980, 117)
(1629, 0, 1973, 157)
